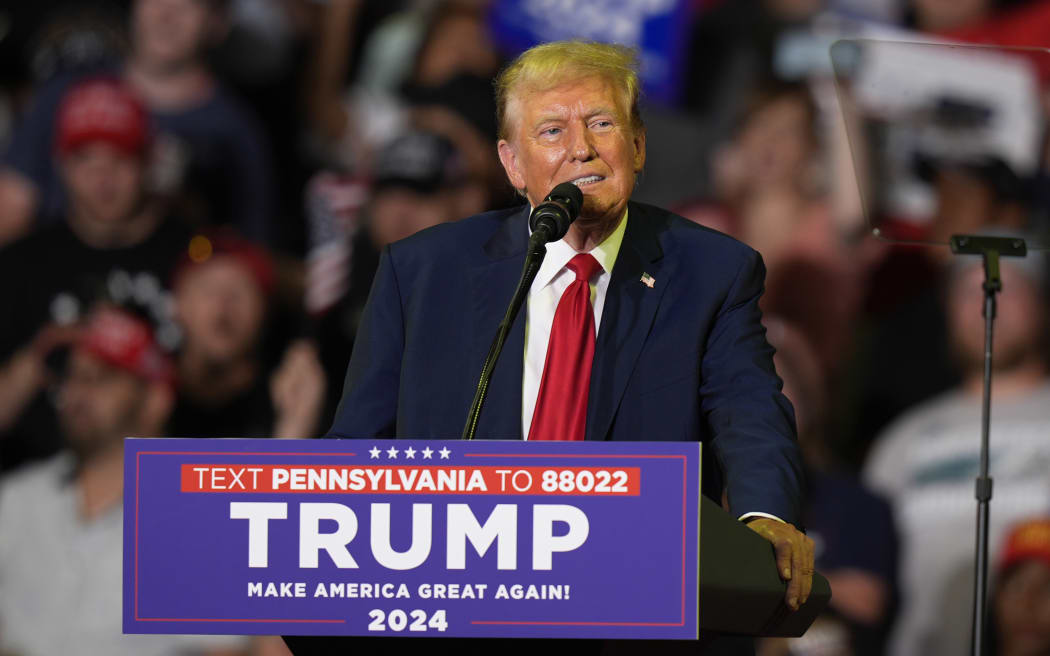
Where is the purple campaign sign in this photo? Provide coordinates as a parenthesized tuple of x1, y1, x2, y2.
(123, 438, 700, 640)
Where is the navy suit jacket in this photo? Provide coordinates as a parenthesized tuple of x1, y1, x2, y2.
(329, 201, 804, 525)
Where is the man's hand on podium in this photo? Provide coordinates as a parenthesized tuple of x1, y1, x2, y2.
(746, 518, 815, 611)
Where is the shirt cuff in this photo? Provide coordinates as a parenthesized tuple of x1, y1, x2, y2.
(738, 512, 786, 524)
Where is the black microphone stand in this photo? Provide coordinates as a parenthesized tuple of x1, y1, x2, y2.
(949, 233, 1027, 656)
(461, 231, 549, 440)
(461, 183, 581, 441)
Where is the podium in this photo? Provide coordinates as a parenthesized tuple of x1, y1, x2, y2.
(698, 495, 830, 637)
(124, 438, 828, 647)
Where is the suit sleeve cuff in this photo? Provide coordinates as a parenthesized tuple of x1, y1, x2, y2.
(738, 512, 786, 524)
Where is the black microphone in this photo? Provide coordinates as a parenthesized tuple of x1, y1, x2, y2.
(529, 182, 584, 244)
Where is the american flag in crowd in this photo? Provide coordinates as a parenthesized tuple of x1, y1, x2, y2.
(304, 172, 370, 316)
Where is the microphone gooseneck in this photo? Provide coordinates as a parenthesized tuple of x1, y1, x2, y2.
(462, 182, 585, 440)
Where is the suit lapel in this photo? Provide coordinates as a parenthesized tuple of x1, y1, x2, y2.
(586, 203, 671, 441)
(466, 205, 530, 440)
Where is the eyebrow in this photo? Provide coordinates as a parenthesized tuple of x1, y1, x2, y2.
(532, 115, 565, 130)
(585, 106, 619, 119)
(530, 106, 620, 131)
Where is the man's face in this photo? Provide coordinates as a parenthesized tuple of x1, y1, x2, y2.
(132, 0, 214, 70)
(368, 188, 458, 248)
(732, 95, 813, 192)
(948, 262, 1046, 373)
(995, 560, 1050, 656)
(498, 76, 645, 234)
(60, 142, 145, 225)
(58, 349, 147, 458)
(175, 256, 266, 364)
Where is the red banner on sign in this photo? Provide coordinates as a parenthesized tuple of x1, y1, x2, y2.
(180, 465, 641, 496)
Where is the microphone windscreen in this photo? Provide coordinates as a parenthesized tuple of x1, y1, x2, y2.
(548, 182, 583, 220)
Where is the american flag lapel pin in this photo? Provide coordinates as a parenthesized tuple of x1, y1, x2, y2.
(640, 272, 655, 288)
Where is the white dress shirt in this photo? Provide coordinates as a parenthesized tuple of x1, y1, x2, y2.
(521, 210, 628, 439)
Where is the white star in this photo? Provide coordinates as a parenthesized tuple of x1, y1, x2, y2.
(422, 447, 434, 459)
(369, 447, 381, 459)
(386, 446, 399, 459)
(439, 447, 451, 459)
(404, 447, 417, 459)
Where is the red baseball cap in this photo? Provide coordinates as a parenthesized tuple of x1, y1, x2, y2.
(55, 77, 150, 156)
(173, 229, 276, 297)
(79, 306, 175, 387)
(999, 518, 1050, 573)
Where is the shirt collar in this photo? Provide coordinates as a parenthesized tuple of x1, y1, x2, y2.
(530, 207, 629, 291)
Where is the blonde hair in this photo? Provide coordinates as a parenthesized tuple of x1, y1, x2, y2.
(494, 40, 644, 140)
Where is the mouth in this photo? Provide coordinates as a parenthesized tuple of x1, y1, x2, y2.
(570, 175, 605, 187)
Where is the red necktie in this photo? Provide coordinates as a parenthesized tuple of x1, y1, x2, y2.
(529, 253, 603, 441)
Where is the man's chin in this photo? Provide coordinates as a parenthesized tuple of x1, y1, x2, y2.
(577, 201, 625, 229)
(574, 215, 613, 231)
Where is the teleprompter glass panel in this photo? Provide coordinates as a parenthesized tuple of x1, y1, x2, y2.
(830, 39, 1050, 250)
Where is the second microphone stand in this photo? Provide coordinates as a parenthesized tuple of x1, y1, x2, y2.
(949, 233, 1027, 656)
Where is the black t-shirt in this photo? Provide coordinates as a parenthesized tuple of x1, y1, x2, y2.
(805, 468, 899, 656)
(167, 376, 275, 439)
(0, 217, 190, 471)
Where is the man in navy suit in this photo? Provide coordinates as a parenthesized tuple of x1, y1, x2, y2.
(329, 40, 813, 620)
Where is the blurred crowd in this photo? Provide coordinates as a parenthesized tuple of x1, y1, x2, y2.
(1, 0, 1050, 655)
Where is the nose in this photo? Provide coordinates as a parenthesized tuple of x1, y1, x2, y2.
(568, 123, 596, 162)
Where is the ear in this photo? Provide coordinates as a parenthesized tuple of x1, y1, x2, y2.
(632, 128, 646, 173)
(497, 139, 527, 192)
